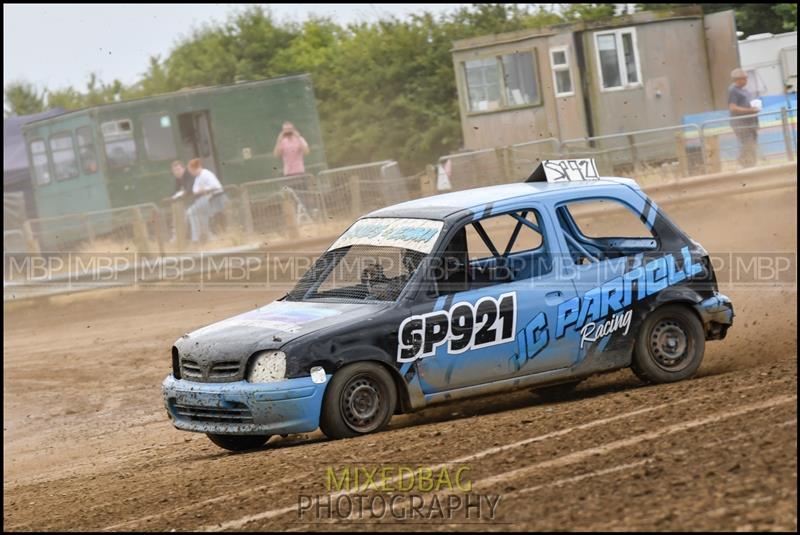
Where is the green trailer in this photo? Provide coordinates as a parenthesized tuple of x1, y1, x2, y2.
(22, 74, 327, 221)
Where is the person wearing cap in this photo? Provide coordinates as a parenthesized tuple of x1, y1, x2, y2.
(728, 68, 761, 168)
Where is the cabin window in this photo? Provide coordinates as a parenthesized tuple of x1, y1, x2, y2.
(464, 58, 502, 111)
(101, 119, 138, 168)
(141, 114, 177, 161)
(463, 50, 540, 112)
(49, 133, 79, 181)
(76, 126, 99, 174)
(30, 140, 51, 186)
(594, 28, 642, 91)
(550, 46, 574, 97)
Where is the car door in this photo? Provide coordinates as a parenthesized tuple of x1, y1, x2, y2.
(552, 188, 661, 366)
(405, 204, 580, 396)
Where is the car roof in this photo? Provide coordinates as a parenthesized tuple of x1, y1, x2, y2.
(365, 177, 641, 220)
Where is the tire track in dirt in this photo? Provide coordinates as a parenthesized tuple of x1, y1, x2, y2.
(4, 181, 797, 531)
(6, 359, 792, 531)
(205, 388, 796, 532)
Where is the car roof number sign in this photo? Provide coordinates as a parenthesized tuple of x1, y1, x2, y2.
(526, 158, 600, 183)
(542, 159, 600, 182)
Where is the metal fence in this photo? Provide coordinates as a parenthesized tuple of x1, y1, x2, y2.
(438, 107, 796, 187)
(560, 124, 704, 179)
(3, 230, 26, 254)
(8, 108, 797, 259)
(21, 203, 163, 255)
(438, 148, 504, 191)
(697, 107, 796, 173)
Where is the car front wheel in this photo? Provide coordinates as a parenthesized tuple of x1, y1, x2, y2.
(320, 362, 397, 440)
(206, 433, 271, 452)
(632, 304, 705, 384)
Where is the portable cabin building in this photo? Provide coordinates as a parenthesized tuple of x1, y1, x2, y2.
(451, 6, 739, 150)
(22, 74, 327, 220)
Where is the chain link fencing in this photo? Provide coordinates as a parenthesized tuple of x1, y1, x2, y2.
(8, 107, 796, 267)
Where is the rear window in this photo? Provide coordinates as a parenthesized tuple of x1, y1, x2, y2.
(560, 198, 654, 239)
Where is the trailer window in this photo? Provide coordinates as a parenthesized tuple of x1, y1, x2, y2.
(101, 119, 137, 168)
(50, 133, 79, 181)
(30, 140, 51, 186)
(141, 114, 177, 161)
(594, 28, 642, 91)
(463, 50, 541, 112)
(76, 126, 98, 174)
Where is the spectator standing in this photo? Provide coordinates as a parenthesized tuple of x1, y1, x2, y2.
(187, 159, 224, 242)
(728, 68, 761, 168)
(273, 121, 310, 176)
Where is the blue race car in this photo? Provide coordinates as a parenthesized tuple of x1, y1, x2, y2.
(163, 159, 734, 451)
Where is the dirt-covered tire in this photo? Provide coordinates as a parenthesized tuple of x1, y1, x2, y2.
(534, 380, 582, 401)
(319, 362, 397, 440)
(632, 304, 705, 384)
(206, 434, 270, 452)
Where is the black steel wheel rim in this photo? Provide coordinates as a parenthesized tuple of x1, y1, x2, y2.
(649, 317, 692, 371)
(341, 373, 386, 433)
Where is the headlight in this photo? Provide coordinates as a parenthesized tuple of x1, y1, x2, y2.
(246, 351, 286, 383)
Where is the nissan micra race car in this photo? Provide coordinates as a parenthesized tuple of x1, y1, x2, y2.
(163, 159, 734, 451)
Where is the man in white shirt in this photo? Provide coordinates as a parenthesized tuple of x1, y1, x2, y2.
(187, 159, 224, 242)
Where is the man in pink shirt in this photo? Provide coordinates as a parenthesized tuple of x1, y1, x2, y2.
(273, 121, 310, 176)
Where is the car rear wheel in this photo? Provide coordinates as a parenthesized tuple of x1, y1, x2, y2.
(320, 362, 397, 440)
(206, 433, 271, 451)
(632, 304, 705, 384)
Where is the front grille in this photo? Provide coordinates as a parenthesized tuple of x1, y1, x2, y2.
(172, 401, 254, 424)
(179, 358, 242, 381)
(180, 358, 203, 379)
(210, 360, 241, 378)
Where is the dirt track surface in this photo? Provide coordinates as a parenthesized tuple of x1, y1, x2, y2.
(4, 181, 798, 531)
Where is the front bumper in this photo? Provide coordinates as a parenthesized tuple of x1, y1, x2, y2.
(695, 293, 734, 339)
(162, 374, 330, 435)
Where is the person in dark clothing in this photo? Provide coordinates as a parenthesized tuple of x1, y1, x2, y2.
(168, 160, 196, 243)
(171, 160, 195, 202)
(727, 68, 761, 168)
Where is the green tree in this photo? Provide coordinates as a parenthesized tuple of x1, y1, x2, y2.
(29, 3, 739, 171)
(560, 3, 617, 23)
(638, 4, 796, 38)
(773, 4, 797, 31)
(46, 86, 84, 110)
(4, 81, 46, 117)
